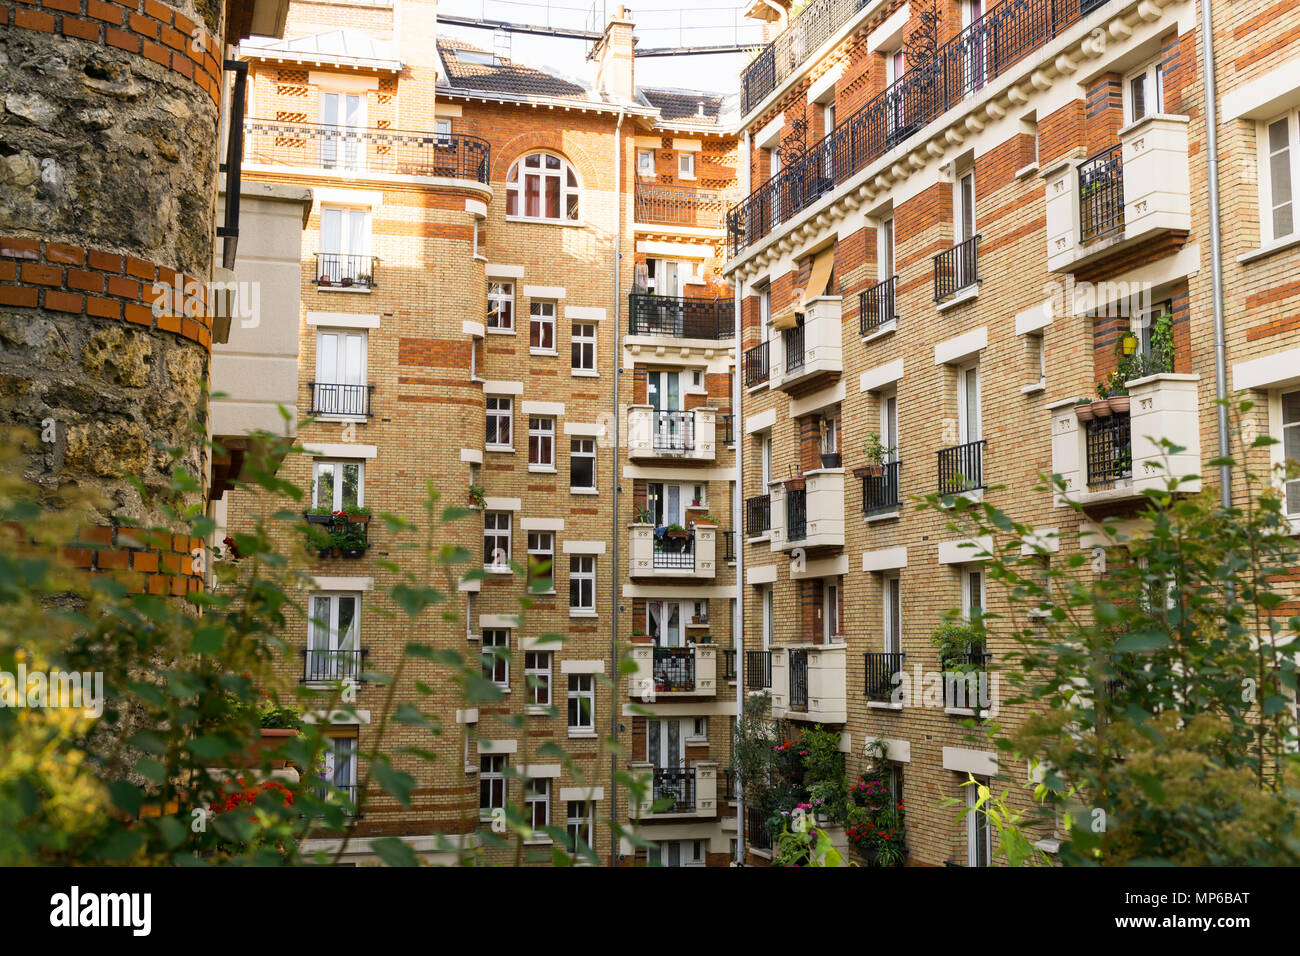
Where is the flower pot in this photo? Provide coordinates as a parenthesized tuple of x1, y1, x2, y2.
(819, 452, 842, 469)
(1108, 395, 1130, 414)
(330, 547, 342, 558)
(317, 547, 332, 558)
(346, 513, 370, 524)
(854, 464, 884, 479)
(243, 728, 300, 769)
(666, 527, 689, 539)
(1074, 402, 1095, 422)
(1092, 398, 1113, 418)
(785, 476, 806, 492)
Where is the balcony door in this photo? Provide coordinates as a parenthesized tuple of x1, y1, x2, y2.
(963, 0, 986, 94)
(878, 217, 895, 281)
(967, 779, 992, 866)
(320, 206, 369, 284)
(320, 92, 365, 170)
(958, 364, 981, 444)
(308, 592, 360, 681)
(647, 258, 683, 297)
(645, 482, 685, 528)
(954, 169, 977, 288)
(647, 600, 684, 648)
(647, 371, 684, 448)
(823, 581, 840, 644)
(316, 736, 358, 801)
(883, 575, 902, 655)
(881, 392, 898, 463)
(647, 718, 686, 771)
(315, 328, 367, 416)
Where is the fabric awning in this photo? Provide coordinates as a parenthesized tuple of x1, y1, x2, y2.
(770, 246, 835, 330)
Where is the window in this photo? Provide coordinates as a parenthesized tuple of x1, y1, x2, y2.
(484, 512, 511, 570)
(528, 417, 555, 468)
(526, 531, 554, 591)
(319, 206, 371, 285)
(319, 92, 364, 169)
(759, 287, 772, 343)
(530, 301, 556, 353)
(1124, 59, 1164, 125)
(482, 628, 509, 685)
(650, 839, 706, 867)
(314, 328, 368, 415)
(762, 584, 774, 649)
(678, 151, 695, 179)
(878, 217, 895, 280)
(486, 396, 513, 449)
(569, 555, 596, 613)
(315, 735, 358, 803)
(505, 152, 580, 222)
(962, 567, 985, 627)
(966, 779, 992, 866)
(571, 322, 596, 372)
(823, 581, 840, 643)
(480, 754, 506, 816)
(487, 282, 514, 331)
(312, 459, 364, 510)
(1282, 390, 1300, 516)
(1260, 112, 1298, 243)
(525, 777, 551, 833)
(570, 438, 596, 491)
(821, 413, 838, 455)
(637, 149, 655, 176)
(955, 168, 976, 243)
(958, 363, 981, 443)
(525, 651, 552, 706)
(567, 800, 593, 853)
(883, 574, 901, 654)
(435, 117, 452, 145)
(568, 674, 595, 731)
(690, 716, 708, 738)
(1026, 331, 1046, 387)
(307, 592, 361, 682)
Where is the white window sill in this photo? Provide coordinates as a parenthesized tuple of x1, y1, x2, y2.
(867, 700, 903, 710)
(313, 414, 368, 424)
(316, 286, 372, 295)
(570, 609, 598, 619)
(1237, 231, 1300, 264)
(530, 349, 558, 357)
(483, 566, 513, 576)
(1034, 838, 1061, 854)
(1021, 380, 1046, 395)
(747, 533, 770, 544)
(1014, 161, 1040, 181)
(505, 216, 584, 228)
(861, 319, 898, 344)
(571, 369, 599, 377)
(567, 729, 598, 739)
(531, 588, 557, 597)
(937, 284, 980, 312)
(465, 764, 478, 774)
(486, 326, 516, 336)
(747, 381, 769, 395)
(570, 487, 599, 495)
(523, 837, 554, 846)
(525, 704, 551, 716)
(943, 706, 989, 718)
(485, 445, 514, 454)
(528, 465, 557, 473)
(864, 509, 900, 523)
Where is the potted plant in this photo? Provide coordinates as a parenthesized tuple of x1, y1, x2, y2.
(820, 450, 842, 469)
(665, 522, 689, 540)
(633, 506, 654, 525)
(853, 433, 890, 479)
(338, 522, 368, 558)
(783, 466, 806, 492)
(356, 273, 373, 288)
(341, 275, 354, 288)
(468, 483, 487, 509)
(305, 505, 334, 525)
(343, 504, 371, 524)
(1074, 398, 1095, 422)
(930, 618, 986, 677)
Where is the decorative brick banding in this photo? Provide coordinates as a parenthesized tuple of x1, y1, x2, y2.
(0, 237, 213, 351)
(1, 0, 223, 107)
(63, 525, 206, 595)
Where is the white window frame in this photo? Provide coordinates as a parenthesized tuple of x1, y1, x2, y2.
(678, 151, 695, 179)
(878, 216, 895, 281)
(435, 117, 452, 145)
(530, 301, 557, 354)
(570, 438, 597, 491)
(506, 152, 581, 223)
(313, 328, 368, 416)
(637, 149, 655, 176)
(571, 322, 597, 373)
(569, 554, 596, 615)
(318, 206, 371, 283)
(527, 531, 555, 591)
(486, 395, 513, 451)
(525, 650, 552, 706)
(307, 592, 361, 680)
(1276, 388, 1300, 520)
(568, 674, 595, 732)
(883, 573, 901, 654)
(319, 92, 366, 170)
(487, 282, 514, 332)
(762, 584, 774, 649)
(482, 628, 510, 686)
(525, 777, 551, 835)
(567, 799, 594, 852)
(958, 363, 982, 444)
(966, 779, 992, 866)
(1259, 110, 1300, 245)
(484, 511, 512, 571)
(316, 735, 358, 799)
(1124, 58, 1165, 126)
(962, 566, 986, 624)
(823, 580, 840, 643)
(312, 459, 365, 510)
(480, 753, 506, 817)
(529, 416, 556, 469)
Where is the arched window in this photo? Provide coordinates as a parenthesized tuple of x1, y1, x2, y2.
(506, 152, 580, 222)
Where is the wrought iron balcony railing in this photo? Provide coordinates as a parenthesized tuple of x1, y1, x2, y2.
(652, 766, 696, 813)
(789, 648, 809, 711)
(1079, 142, 1125, 243)
(634, 182, 729, 230)
(864, 651, 905, 701)
(244, 118, 490, 183)
(744, 340, 770, 387)
(941, 652, 993, 709)
(315, 252, 379, 289)
(728, 0, 1115, 256)
(746, 649, 772, 690)
(745, 494, 771, 536)
(648, 409, 696, 453)
(933, 235, 980, 303)
(1085, 412, 1133, 488)
(747, 804, 773, 850)
(938, 439, 986, 496)
(309, 381, 375, 417)
(653, 530, 695, 571)
(784, 322, 806, 374)
(653, 646, 696, 692)
(786, 487, 807, 541)
(722, 529, 736, 562)
(303, 648, 367, 683)
(718, 413, 735, 445)
(862, 460, 902, 515)
(860, 275, 897, 335)
(628, 293, 734, 339)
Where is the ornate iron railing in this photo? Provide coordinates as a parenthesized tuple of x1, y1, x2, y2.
(933, 235, 981, 303)
(653, 646, 696, 692)
(244, 119, 490, 182)
(860, 275, 897, 335)
(649, 409, 696, 453)
(744, 340, 770, 387)
(1085, 412, 1132, 488)
(786, 487, 807, 541)
(651, 766, 696, 813)
(634, 182, 729, 229)
(1079, 142, 1125, 243)
(628, 293, 734, 339)
(789, 649, 809, 711)
(653, 531, 696, 571)
(740, 0, 873, 114)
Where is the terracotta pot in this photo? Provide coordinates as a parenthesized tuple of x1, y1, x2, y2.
(1074, 403, 1095, 422)
(1108, 395, 1131, 414)
(246, 728, 299, 769)
(346, 513, 371, 524)
(785, 476, 806, 492)
(1092, 398, 1113, 418)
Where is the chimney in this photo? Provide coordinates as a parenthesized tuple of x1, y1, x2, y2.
(398, 0, 440, 71)
(593, 5, 635, 103)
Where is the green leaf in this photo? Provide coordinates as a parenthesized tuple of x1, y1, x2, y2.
(373, 762, 417, 808)
(371, 837, 421, 867)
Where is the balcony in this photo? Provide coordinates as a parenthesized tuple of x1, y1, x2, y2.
(769, 470, 844, 552)
(1044, 114, 1191, 273)
(769, 296, 842, 393)
(627, 293, 734, 340)
(860, 460, 902, 516)
(859, 276, 898, 337)
(627, 407, 718, 461)
(745, 649, 772, 690)
(244, 119, 490, 184)
(744, 340, 770, 387)
(302, 648, 367, 684)
(309, 381, 375, 418)
(629, 761, 718, 819)
(941, 652, 993, 712)
(628, 524, 718, 579)
(633, 183, 729, 232)
(1048, 374, 1201, 506)
(745, 494, 770, 536)
(770, 644, 847, 723)
(864, 651, 905, 701)
(628, 642, 717, 698)
(315, 252, 379, 290)
(740, 0, 872, 115)
(729, 0, 1117, 255)
(747, 805, 773, 851)
(933, 236, 980, 304)
(937, 439, 986, 498)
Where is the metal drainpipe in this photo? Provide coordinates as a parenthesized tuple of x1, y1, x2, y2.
(733, 272, 745, 864)
(1200, 0, 1232, 506)
(609, 106, 625, 868)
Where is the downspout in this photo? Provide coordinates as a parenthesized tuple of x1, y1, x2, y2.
(610, 106, 625, 868)
(733, 272, 745, 864)
(1200, 0, 1232, 506)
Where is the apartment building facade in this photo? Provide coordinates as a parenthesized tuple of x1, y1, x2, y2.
(724, 0, 1300, 866)
(223, 0, 743, 865)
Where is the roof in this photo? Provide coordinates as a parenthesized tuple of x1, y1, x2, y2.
(437, 38, 592, 101)
(240, 28, 402, 71)
(639, 87, 738, 128)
